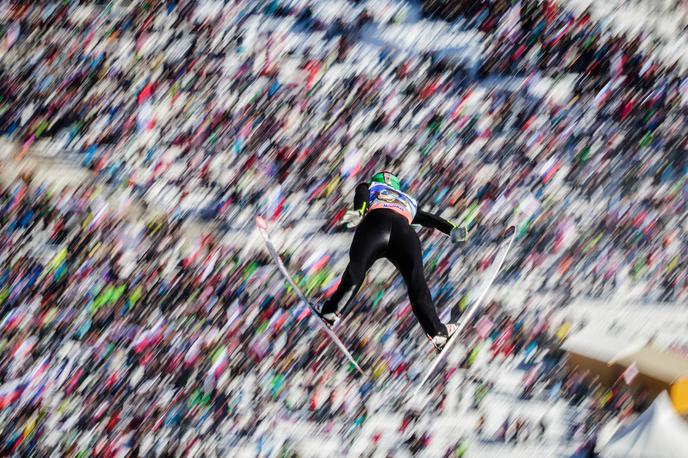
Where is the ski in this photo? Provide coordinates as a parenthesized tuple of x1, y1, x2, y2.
(255, 216, 365, 376)
(411, 225, 517, 399)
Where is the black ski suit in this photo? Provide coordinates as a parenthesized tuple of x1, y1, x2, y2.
(322, 182, 454, 337)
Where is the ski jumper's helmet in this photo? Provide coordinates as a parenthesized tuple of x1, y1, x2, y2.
(371, 171, 401, 191)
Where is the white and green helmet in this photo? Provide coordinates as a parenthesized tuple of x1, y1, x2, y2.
(371, 171, 401, 191)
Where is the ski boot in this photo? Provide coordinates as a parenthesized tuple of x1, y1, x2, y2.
(314, 306, 340, 328)
(430, 323, 458, 352)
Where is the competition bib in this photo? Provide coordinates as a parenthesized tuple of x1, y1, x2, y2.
(368, 183, 417, 223)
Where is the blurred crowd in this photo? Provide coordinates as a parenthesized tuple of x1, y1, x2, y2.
(2, 0, 686, 303)
(1, 170, 572, 455)
(1, 0, 688, 456)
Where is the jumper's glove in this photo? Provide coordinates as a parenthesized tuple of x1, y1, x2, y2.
(450, 224, 468, 243)
(342, 209, 362, 229)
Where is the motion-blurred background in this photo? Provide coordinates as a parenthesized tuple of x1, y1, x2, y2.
(1, 0, 688, 456)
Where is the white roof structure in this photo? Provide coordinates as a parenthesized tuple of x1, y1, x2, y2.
(561, 325, 645, 363)
(599, 391, 688, 458)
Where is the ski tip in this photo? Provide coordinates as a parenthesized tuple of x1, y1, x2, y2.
(255, 215, 268, 230)
(503, 225, 516, 237)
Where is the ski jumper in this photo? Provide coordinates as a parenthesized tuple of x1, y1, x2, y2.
(322, 182, 454, 337)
